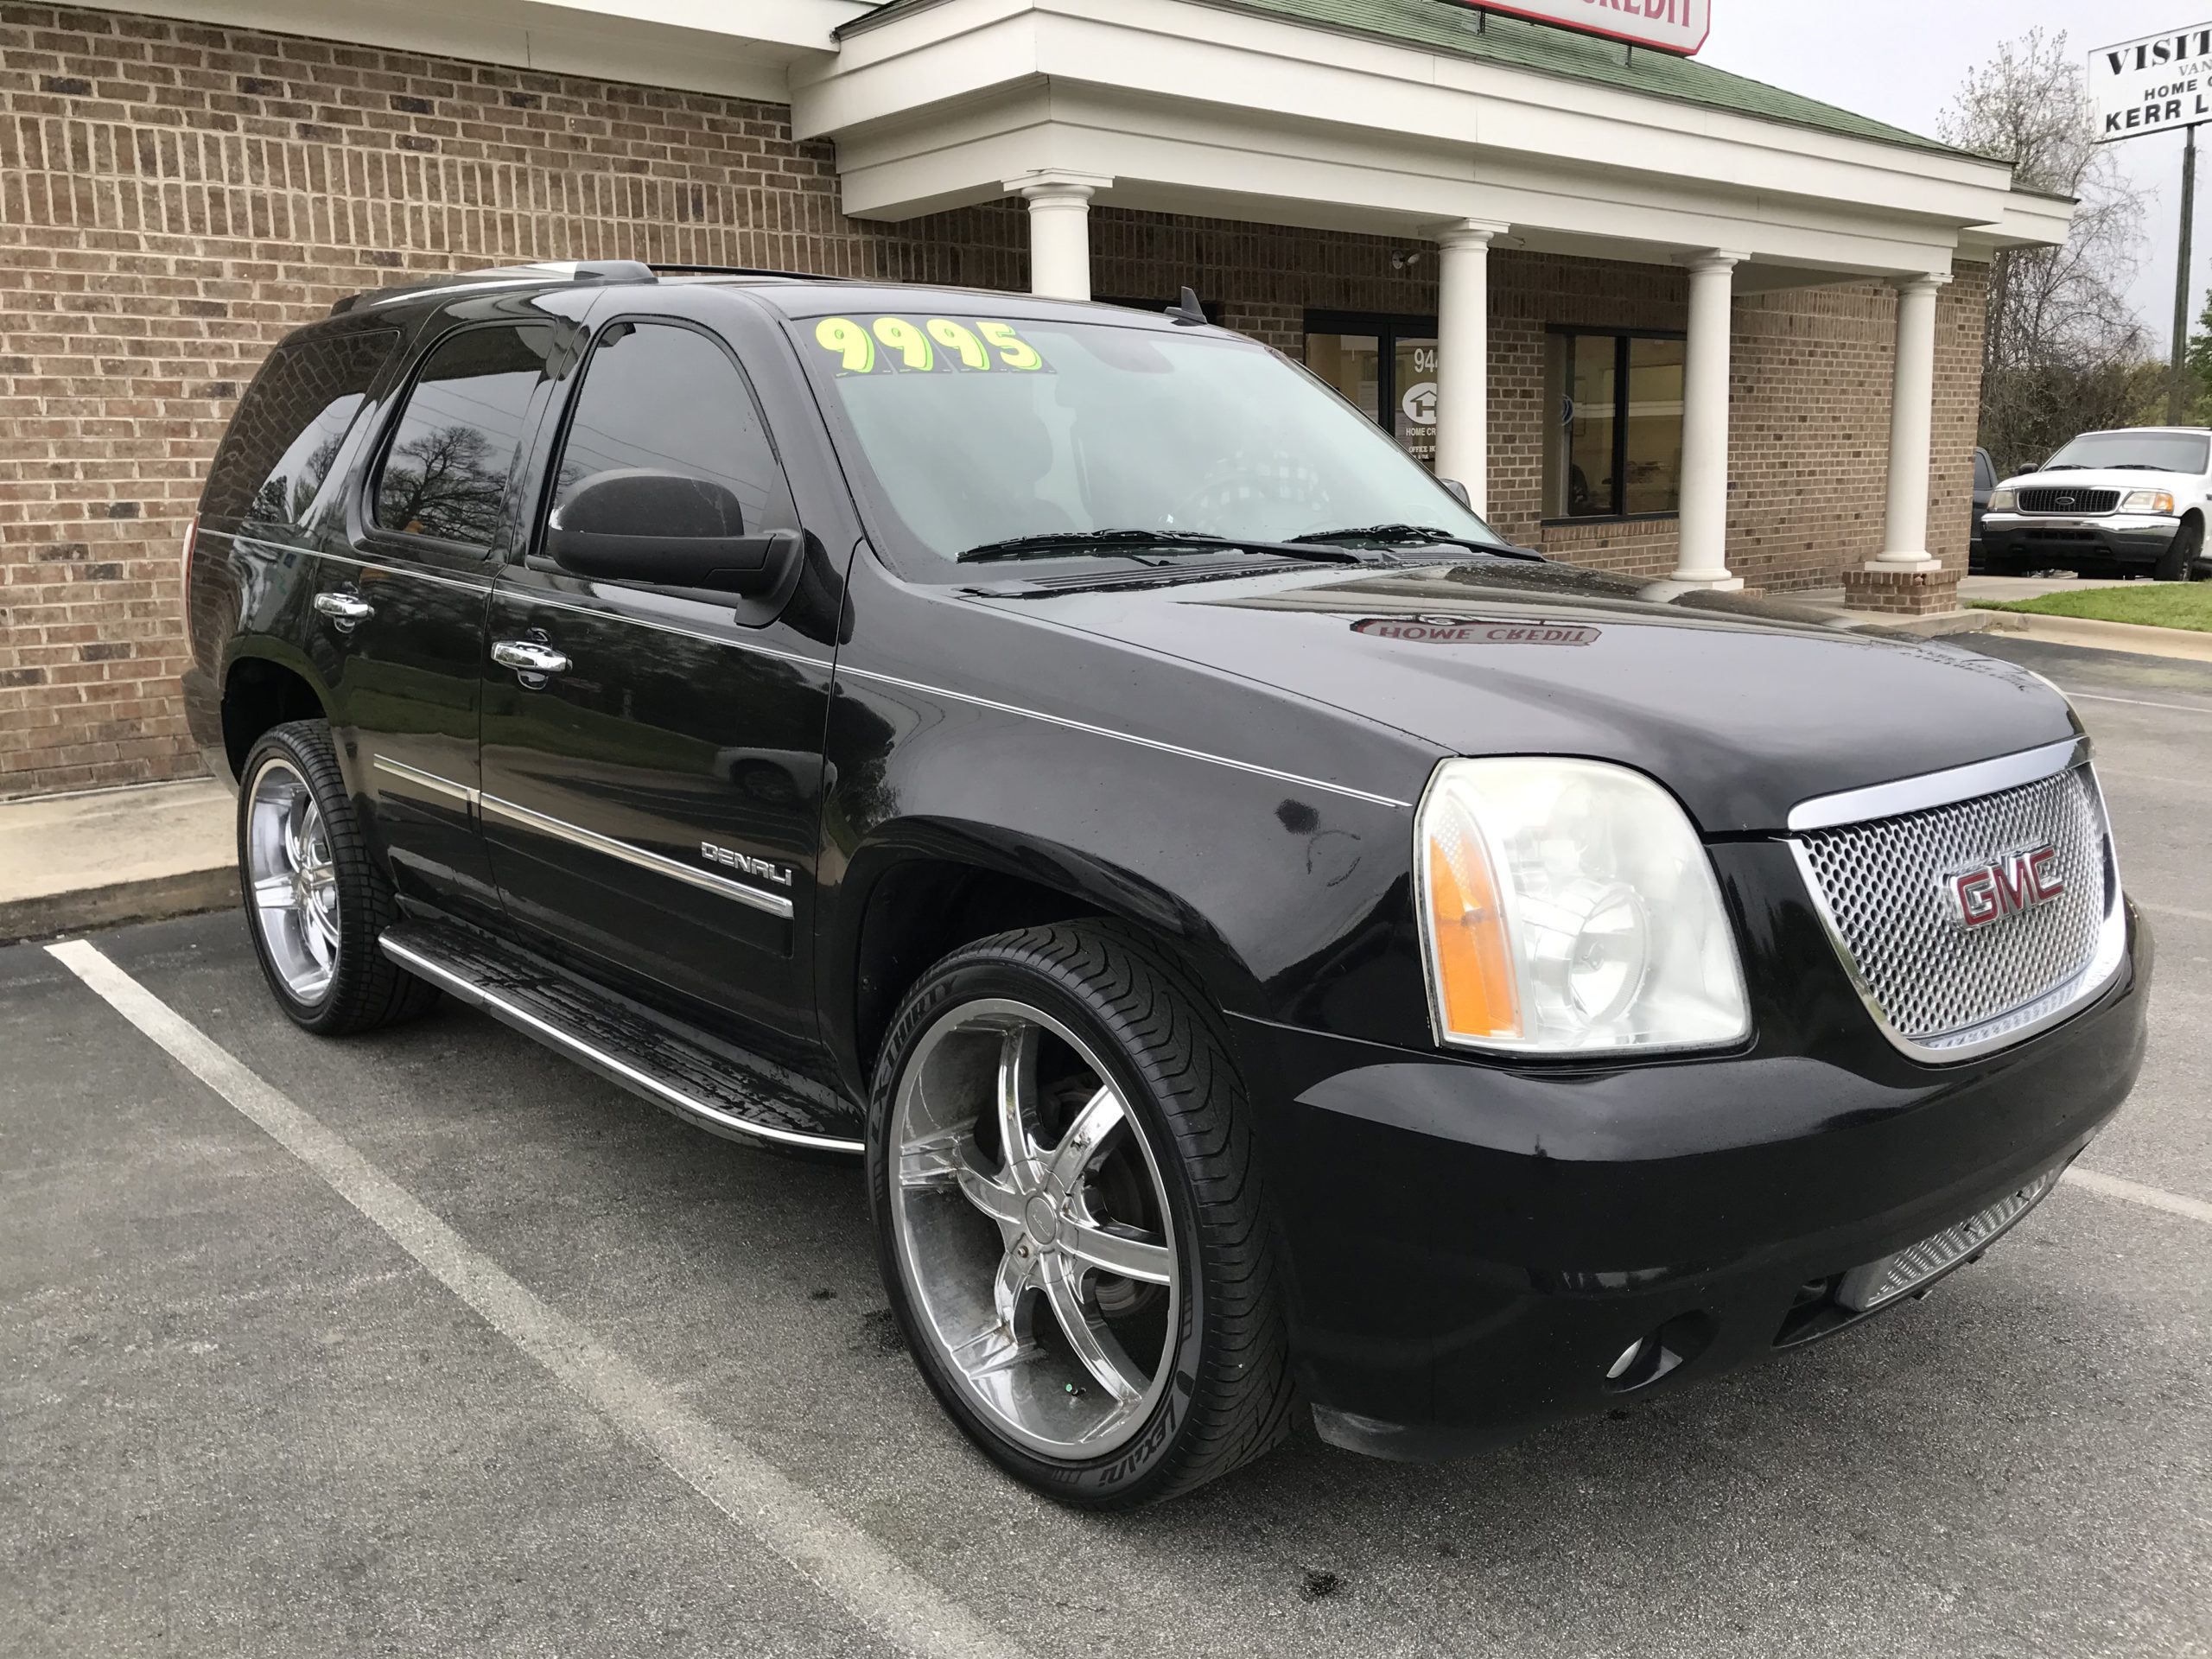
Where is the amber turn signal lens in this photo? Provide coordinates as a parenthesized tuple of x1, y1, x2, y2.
(1425, 828, 1521, 1041)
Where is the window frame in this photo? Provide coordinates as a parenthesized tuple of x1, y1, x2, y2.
(522, 312, 798, 575)
(1542, 323, 1688, 527)
(359, 318, 557, 563)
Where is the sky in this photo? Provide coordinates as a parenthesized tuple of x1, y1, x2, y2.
(1698, 1, 2198, 352)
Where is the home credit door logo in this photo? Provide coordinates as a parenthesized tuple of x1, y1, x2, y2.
(1446, 1, 1712, 57)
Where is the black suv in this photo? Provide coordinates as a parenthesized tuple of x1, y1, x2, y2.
(182, 263, 2150, 1508)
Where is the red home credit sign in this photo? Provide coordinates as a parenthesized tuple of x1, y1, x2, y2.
(1448, 0, 1713, 57)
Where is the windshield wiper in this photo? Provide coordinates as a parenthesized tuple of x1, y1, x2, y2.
(954, 529, 1369, 565)
(2098, 463, 2170, 472)
(1293, 524, 1542, 561)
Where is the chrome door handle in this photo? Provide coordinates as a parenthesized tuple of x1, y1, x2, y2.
(492, 639, 572, 676)
(313, 591, 375, 631)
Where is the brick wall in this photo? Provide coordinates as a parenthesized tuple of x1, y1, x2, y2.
(0, 4, 1987, 798)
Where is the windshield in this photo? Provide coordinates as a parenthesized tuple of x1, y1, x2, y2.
(2043, 430, 2211, 474)
(793, 311, 1508, 563)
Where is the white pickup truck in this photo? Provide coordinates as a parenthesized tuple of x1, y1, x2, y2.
(1982, 427, 2212, 582)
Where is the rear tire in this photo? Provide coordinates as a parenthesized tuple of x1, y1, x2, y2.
(238, 720, 437, 1035)
(868, 921, 1293, 1509)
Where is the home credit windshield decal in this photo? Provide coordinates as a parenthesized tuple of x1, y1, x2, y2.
(1444, 1, 1711, 57)
(812, 316, 1049, 376)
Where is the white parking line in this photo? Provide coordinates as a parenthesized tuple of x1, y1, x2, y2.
(2064, 690, 2212, 716)
(2064, 1166, 2212, 1228)
(44, 938, 1023, 1659)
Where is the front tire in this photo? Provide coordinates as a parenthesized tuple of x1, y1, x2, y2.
(238, 721, 436, 1034)
(868, 922, 1293, 1509)
(2155, 518, 2203, 582)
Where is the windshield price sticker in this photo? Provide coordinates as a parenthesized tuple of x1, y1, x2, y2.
(814, 316, 1047, 376)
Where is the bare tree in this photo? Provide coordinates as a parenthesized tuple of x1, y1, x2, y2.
(1941, 30, 2152, 474)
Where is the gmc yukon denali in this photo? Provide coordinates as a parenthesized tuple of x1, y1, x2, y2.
(181, 262, 2151, 1509)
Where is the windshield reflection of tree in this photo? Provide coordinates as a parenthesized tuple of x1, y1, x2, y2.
(377, 423, 508, 543)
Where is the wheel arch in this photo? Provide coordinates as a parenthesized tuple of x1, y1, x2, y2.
(220, 646, 332, 779)
(825, 821, 1271, 1098)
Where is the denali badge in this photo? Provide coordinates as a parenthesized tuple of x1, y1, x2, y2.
(1945, 846, 2063, 930)
(702, 841, 795, 887)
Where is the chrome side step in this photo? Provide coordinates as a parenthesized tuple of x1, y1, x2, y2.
(379, 919, 864, 1155)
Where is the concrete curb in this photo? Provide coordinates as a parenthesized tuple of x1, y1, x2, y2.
(0, 778, 238, 946)
(1976, 609, 2212, 664)
(0, 864, 237, 946)
(1848, 609, 1997, 639)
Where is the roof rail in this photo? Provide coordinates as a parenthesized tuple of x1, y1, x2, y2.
(645, 263, 844, 282)
(328, 260, 657, 316)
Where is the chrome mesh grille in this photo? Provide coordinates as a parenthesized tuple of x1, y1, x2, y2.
(1796, 766, 2110, 1045)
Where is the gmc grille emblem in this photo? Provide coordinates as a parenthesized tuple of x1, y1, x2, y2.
(1945, 845, 2063, 930)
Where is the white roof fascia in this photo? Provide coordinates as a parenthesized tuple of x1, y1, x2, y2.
(836, 88, 1965, 277)
(796, 0, 2043, 256)
(1959, 191, 2080, 261)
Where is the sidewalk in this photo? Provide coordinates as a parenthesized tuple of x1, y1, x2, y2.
(0, 779, 237, 944)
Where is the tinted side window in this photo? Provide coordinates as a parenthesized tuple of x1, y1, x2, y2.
(1974, 450, 1995, 491)
(200, 327, 397, 529)
(550, 321, 793, 536)
(374, 323, 553, 546)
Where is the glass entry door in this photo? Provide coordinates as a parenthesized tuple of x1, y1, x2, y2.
(1306, 313, 1440, 470)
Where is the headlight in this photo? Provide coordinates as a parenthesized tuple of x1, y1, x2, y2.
(1416, 758, 1749, 1055)
(1987, 489, 2016, 512)
(2120, 489, 2176, 513)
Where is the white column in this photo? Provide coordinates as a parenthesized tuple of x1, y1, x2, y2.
(1005, 170, 1112, 302)
(1432, 220, 1507, 514)
(1671, 251, 1746, 590)
(1869, 274, 1951, 570)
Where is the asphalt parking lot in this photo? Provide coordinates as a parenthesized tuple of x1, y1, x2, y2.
(4, 633, 2209, 1659)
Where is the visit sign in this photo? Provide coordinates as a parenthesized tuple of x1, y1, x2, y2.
(1446, 1, 1711, 58)
(2092, 24, 2212, 143)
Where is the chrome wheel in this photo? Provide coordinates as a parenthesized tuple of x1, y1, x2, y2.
(889, 998, 1179, 1459)
(245, 756, 340, 1004)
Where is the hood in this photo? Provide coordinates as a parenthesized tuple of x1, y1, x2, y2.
(2000, 467, 2189, 495)
(968, 560, 2079, 835)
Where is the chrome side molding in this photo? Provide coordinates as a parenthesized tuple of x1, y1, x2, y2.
(367, 753, 797, 919)
(475, 793, 796, 919)
(371, 753, 477, 805)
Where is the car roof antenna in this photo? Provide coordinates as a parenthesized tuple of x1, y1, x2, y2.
(1166, 286, 1207, 327)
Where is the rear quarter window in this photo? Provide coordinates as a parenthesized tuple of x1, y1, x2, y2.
(199, 326, 398, 531)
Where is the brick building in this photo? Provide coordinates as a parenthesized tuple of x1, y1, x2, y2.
(0, 0, 2068, 798)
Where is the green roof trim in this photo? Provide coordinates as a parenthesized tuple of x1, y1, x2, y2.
(842, 0, 1980, 163)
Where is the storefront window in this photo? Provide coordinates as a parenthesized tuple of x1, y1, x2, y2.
(1306, 314, 1438, 469)
(1394, 334, 1440, 467)
(1543, 328, 1685, 520)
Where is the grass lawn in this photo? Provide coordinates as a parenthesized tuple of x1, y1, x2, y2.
(1970, 583, 2212, 633)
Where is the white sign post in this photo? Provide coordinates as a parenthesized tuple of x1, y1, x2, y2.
(2093, 25, 2212, 420)
(1444, 1, 1711, 59)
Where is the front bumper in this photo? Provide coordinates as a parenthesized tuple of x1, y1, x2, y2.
(1230, 903, 2152, 1462)
(1982, 512, 2178, 566)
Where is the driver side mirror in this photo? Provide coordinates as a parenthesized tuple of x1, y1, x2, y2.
(1439, 477, 1473, 511)
(545, 468, 799, 597)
